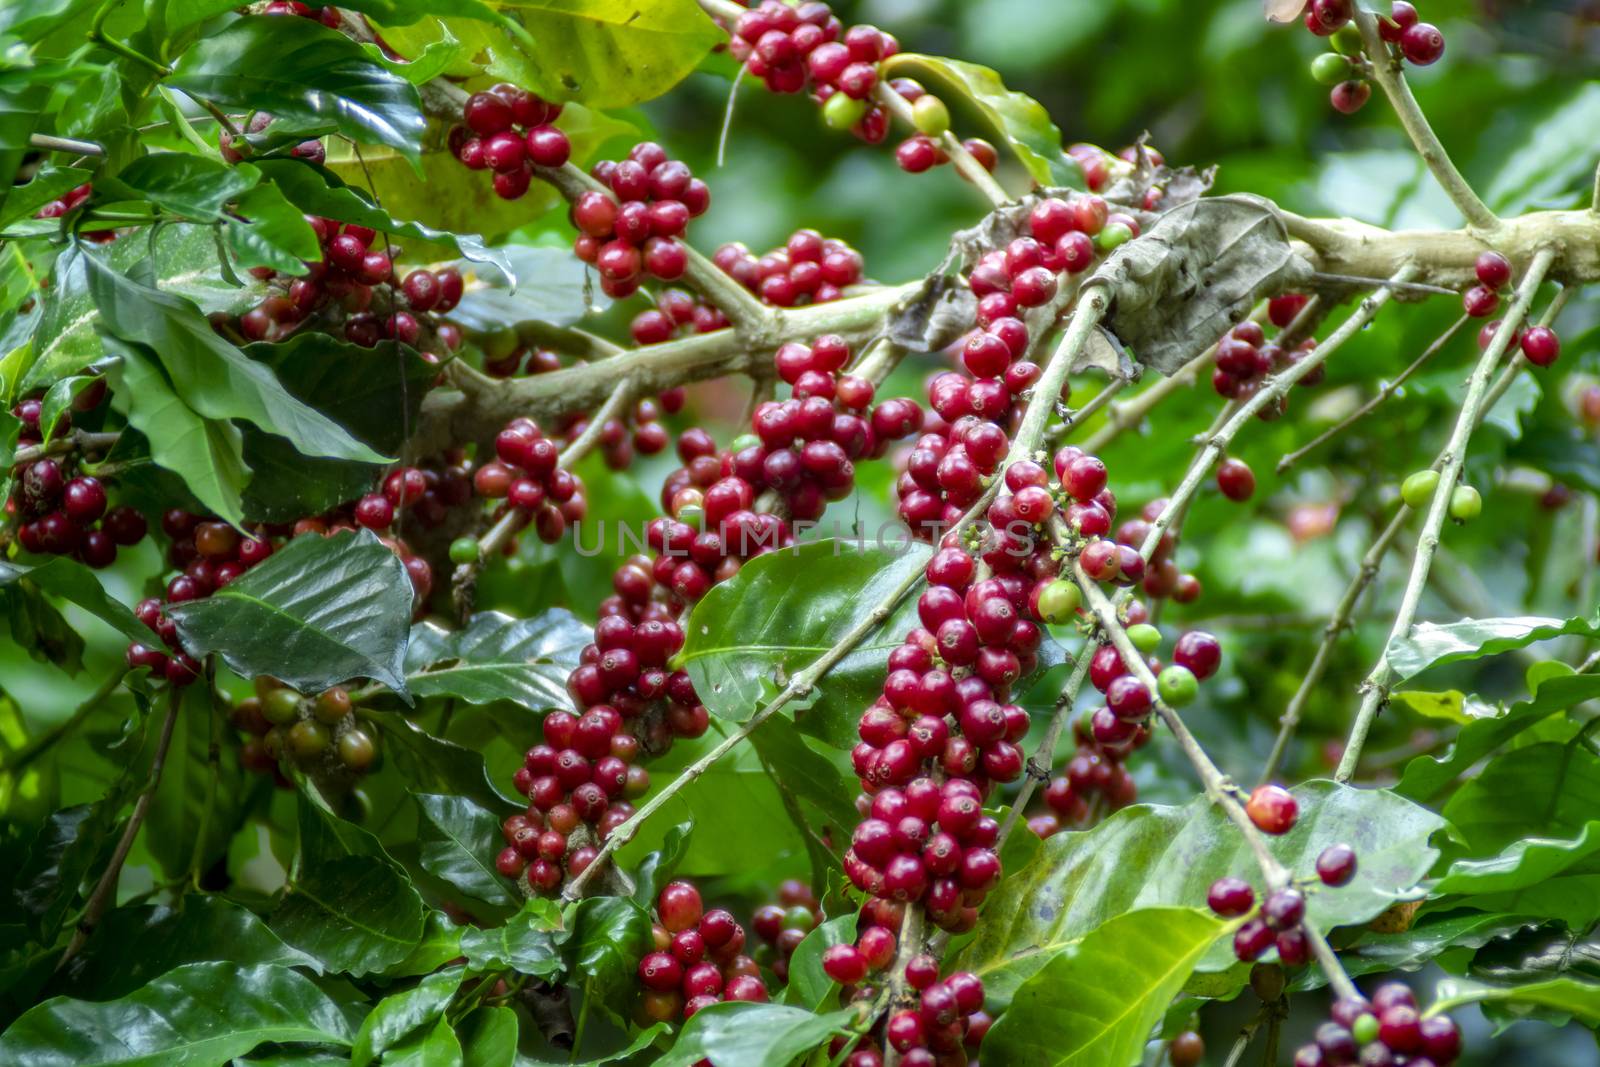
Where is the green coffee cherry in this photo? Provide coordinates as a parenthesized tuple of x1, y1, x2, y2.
(1096, 222, 1134, 251)
(338, 728, 376, 771)
(1035, 579, 1082, 624)
(449, 536, 481, 565)
(729, 433, 761, 454)
(1330, 24, 1365, 56)
(782, 905, 815, 931)
(1449, 484, 1482, 522)
(1128, 623, 1162, 654)
(1400, 469, 1440, 509)
(912, 94, 951, 136)
(822, 92, 868, 131)
(262, 687, 301, 725)
(483, 325, 520, 361)
(287, 719, 329, 758)
(1311, 53, 1353, 85)
(1351, 1013, 1380, 1045)
(1158, 664, 1199, 707)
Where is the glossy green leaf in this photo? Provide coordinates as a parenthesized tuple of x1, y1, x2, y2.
(0, 81, 50, 224)
(1389, 689, 1498, 725)
(415, 793, 520, 911)
(1397, 670, 1600, 802)
(102, 337, 250, 525)
(1484, 83, 1600, 213)
(1469, 920, 1600, 986)
(985, 907, 1229, 1066)
(881, 53, 1082, 188)
(224, 182, 323, 275)
(747, 714, 857, 856)
(443, 246, 606, 333)
(954, 780, 1443, 1004)
(654, 1002, 854, 1067)
(562, 895, 652, 1005)
(171, 16, 425, 163)
(0, 962, 353, 1065)
(255, 159, 511, 276)
(351, 966, 464, 1067)
(681, 540, 930, 749)
(158, 0, 503, 39)
(384, 1018, 462, 1066)
(459, 899, 564, 978)
(1331, 911, 1539, 984)
(2, 167, 89, 231)
(85, 248, 384, 466)
(0, 555, 155, 646)
(405, 609, 589, 711)
(143, 685, 248, 881)
(1429, 975, 1600, 1026)
(456, 1006, 517, 1067)
(1387, 611, 1600, 682)
(237, 332, 436, 522)
(628, 821, 692, 911)
(498, 0, 722, 108)
(377, 713, 520, 810)
(55, 895, 318, 1001)
(168, 530, 413, 694)
(781, 913, 857, 1011)
(99, 153, 258, 221)
(271, 854, 426, 976)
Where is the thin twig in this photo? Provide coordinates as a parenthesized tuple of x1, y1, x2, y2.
(871, 83, 1010, 208)
(1337, 248, 1555, 782)
(556, 376, 636, 469)
(1, 670, 125, 773)
(881, 902, 928, 1067)
(59, 688, 182, 969)
(1277, 314, 1468, 473)
(1351, 9, 1497, 230)
(12, 430, 122, 467)
(28, 133, 104, 157)
(993, 651, 1092, 854)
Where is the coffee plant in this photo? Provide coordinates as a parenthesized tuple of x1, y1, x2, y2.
(1, 0, 1598, 1063)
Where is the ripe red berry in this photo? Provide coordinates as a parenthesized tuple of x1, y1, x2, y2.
(821, 943, 868, 984)
(1461, 284, 1498, 318)
(1399, 21, 1445, 65)
(1246, 784, 1298, 835)
(1216, 458, 1255, 502)
(1474, 251, 1512, 289)
(1521, 326, 1560, 367)
(1316, 843, 1358, 886)
(1207, 876, 1255, 917)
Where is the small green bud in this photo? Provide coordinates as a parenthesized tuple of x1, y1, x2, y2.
(1400, 469, 1441, 509)
(1351, 1012, 1380, 1045)
(822, 92, 868, 131)
(912, 94, 951, 136)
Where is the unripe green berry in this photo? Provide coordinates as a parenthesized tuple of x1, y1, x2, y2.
(1128, 623, 1162, 654)
(449, 536, 481, 565)
(262, 687, 301, 725)
(822, 92, 868, 131)
(1158, 664, 1199, 706)
(1331, 24, 1365, 56)
(484, 326, 520, 361)
(912, 94, 951, 136)
(782, 905, 815, 931)
(313, 686, 352, 724)
(1449, 484, 1481, 522)
(1036, 579, 1082, 624)
(1400, 469, 1440, 509)
(1352, 1013, 1380, 1045)
(338, 728, 376, 771)
(1096, 222, 1133, 251)
(729, 433, 761, 454)
(1311, 53, 1353, 85)
(287, 719, 330, 758)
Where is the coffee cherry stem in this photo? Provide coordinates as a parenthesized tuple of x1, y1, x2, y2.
(530, 161, 776, 340)
(1349, 8, 1498, 231)
(10, 429, 121, 468)
(1338, 247, 1555, 782)
(869, 82, 1010, 208)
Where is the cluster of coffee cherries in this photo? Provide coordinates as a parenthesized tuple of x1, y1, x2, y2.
(1030, 706, 1144, 838)
(1104, 495, 1204, 604)
(9, 396, 148, 570)
(232, 212, 465, 356)
(635, 880, 769, 1021)
(460, 418, 587, 546)
(230, 680, 377, 783)
(1208, 834, 1352, 966)
(1301, 1, 1443, 115)
(1211, 316, 1324, 413)
(448, 85, 570, 201)
(351, 462, 475, 539)
(32, 181, 93, 222)
(630, 287, 731, 345)
(1463, 252, 1562, 366)
(890, 83, 1000, 180)
(1293, 982, 1461, 1067)
(712, 229, 866, 308)
(568, 142, 711, 300)
(750, 880, 821, 984)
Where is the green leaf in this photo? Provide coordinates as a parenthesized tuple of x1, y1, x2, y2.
(167, 529, 414, 694)
(781, 913, 857, 1011)
(99, 153, 259, 221)
(562, 895, 652, 1005)
(747, 715, 856, 858)
(1389, 689, 1498, 725)
(84, 247, 386, 466)
(255, 159, 512, 276)
(1397, 670, 1600, 802)
(238, 332, 436, 522)
(364, 28, 466, 85)
(271, 854, 426, 976)
(984, 907, 1228, 1067)
(0, 555, 155, 646)
(628, 821, 692, 911)
(224, 182, 323, 275)
(0, 80, 51, 224)
(170, 16, 425, 164)
(143, 685, 248, 881)
(442, 246, 605, 333)
(655, 1002, 853, 1067)
(954, 781, 1443, 1005)
(55, 895, 319, 1000)
(384, 1018, 462, 1066)
(102, 338, 250, 525)
(1386, 611, 1600, 682)
(378, 713, 520, 811)
(0, 962, 353, 1065)
(0, 167, 93, 231)
(352, 966, 464, 1067)
(1333, 911, 1540, 984)
(457, 1006, 517, 1067)
(405, 609, 589, 712)
(415, 793, 520, 911)
(1484, 83, 1600, 213)
(681, 541, 930, 749)
(1429, 975, 1600, 1027)
(498, 0, 722, 109)
(459, 899, 564, 978)
(880, 53, 1082, 188)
